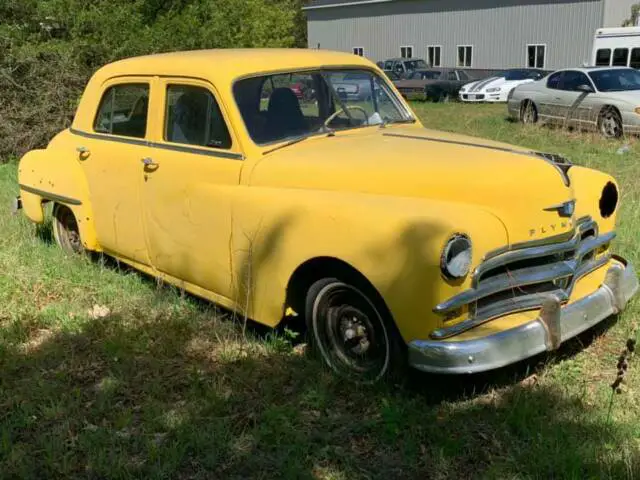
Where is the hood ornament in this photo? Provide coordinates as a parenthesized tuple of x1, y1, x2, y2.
(544, 199, 576, 218)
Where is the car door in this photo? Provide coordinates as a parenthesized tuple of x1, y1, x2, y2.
(537, 71, 565, 122)
(140, 78, 244, 300)
(76, 78, 155, 264)
(554, 70, 594, 127)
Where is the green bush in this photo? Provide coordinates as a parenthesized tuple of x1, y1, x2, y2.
(0, 0, 307, 161)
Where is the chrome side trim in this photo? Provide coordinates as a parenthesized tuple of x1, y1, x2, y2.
(18, 184, 82, 206)
(69, 128, 244, 160)
(409, 261, 638, 374)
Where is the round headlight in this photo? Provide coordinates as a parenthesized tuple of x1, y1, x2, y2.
(441, 235, 472, 280)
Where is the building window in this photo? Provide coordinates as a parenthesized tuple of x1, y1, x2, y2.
(427, 45, 442, 67)
(400, 46, 413, 58)
(612, 48, 629, 66)
(631, 48, 640, 69)
(595, 49, 611, 66)
(527, 44, 546, 69)
(353, 47, 364, 57)
(457, 45, 473, 67)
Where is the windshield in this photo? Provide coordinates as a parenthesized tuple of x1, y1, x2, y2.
(588, 68, 640, 92)
(405, 59, 428, 70)
(233, 69, 412, 145)
(500, 69, 543, 81)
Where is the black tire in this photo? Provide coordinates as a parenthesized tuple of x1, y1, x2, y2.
(439, 92, 451, 103)
(305, 277, 405, 383)
(521, 101, 538, 124)
(52, 204, 84, 255)
(598, 107, 623, 139)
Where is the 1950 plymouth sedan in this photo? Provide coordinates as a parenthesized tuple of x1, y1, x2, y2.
(15, 49, 638, 382)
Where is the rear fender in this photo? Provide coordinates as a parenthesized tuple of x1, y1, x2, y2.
(18, 147, 100, 251)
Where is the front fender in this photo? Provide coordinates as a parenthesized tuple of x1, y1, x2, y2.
(230, 188, 507, 342)
(18, 138, 99, 251)
(568, 166, 618, 235)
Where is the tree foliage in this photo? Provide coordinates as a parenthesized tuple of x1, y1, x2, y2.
(0, 0, 308, 160)
(622, 3, 640, 27)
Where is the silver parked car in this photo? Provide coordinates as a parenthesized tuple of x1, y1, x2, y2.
(508, 67, 640, 138)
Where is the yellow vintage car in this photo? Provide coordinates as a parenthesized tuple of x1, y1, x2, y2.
(15, 49, 638, 382)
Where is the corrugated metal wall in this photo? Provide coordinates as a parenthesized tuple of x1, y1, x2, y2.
(603, 0, 637, 27)
(306, 0, 604, 70)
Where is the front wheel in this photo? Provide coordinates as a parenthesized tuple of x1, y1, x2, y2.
(437, 91, 451, 103)
(52, 204, 84, 255)
(305, 278, 404, 383)
(521, 101, 538, 124)
(598, 108, 623, 138)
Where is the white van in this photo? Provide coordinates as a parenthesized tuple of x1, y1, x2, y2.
(591, 27, 640, 68)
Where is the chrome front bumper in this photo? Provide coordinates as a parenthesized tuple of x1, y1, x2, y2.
(408, 261, 638, 374)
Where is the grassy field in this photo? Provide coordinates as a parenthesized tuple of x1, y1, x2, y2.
(2, 103, 640, 479)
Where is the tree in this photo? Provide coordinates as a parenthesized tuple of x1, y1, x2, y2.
(0, 0, 309, 160)
(622, 3, 640, 27)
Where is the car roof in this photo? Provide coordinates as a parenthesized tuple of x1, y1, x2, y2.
(91, 48, 375, 85)
(553, 66, 632, 73)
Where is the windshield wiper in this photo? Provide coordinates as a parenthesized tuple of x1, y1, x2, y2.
(379, 118, 417, 128)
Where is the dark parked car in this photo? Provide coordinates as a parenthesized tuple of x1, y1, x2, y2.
(394, 69, 472, 102)
(381, 58, 429, 78)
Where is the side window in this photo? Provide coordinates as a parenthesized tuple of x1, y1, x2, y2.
(447, 71, 457, 81)
(561, 71, 591, 91)
(165, 85, 231, 149)
(94, 84, 149, 138)
(595, 49, 611, 66)
(546, 71, 564, 90)
(631, 48, 640, 69)
(457, 70, 470, 81)
(612, 48, 629, 67)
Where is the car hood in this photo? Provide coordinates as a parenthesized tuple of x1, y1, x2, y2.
(249, 127, 577, 246)
(463, 77, 534, 92)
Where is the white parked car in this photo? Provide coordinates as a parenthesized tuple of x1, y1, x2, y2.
(459, 69, 545, 103)
(508, 67, 640, 138)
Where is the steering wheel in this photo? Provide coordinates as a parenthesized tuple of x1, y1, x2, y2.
(324, 105, 369, 128)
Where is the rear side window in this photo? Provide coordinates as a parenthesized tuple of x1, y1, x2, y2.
(613, 48, 629, 67)
(94, 84, 149, 138)
(631, 48, 640, 69)
(595, 49, 611, 66)
(165, 85, 232, 149)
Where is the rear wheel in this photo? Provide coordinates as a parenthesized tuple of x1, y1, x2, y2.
(521, 101, 538, 124)
(437, 91, 450, 103)
(598, 107, 623, 138)
(52, 204, 84, 255)
(305, 278, 404, 383)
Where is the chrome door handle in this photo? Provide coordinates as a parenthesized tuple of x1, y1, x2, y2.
(141, 157, 157, 166)
(76, 146, 91, 160)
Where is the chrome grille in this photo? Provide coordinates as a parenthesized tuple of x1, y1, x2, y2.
(431, 217, 614, 339)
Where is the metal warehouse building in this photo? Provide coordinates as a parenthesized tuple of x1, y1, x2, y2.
(304, 0, 638, 70)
